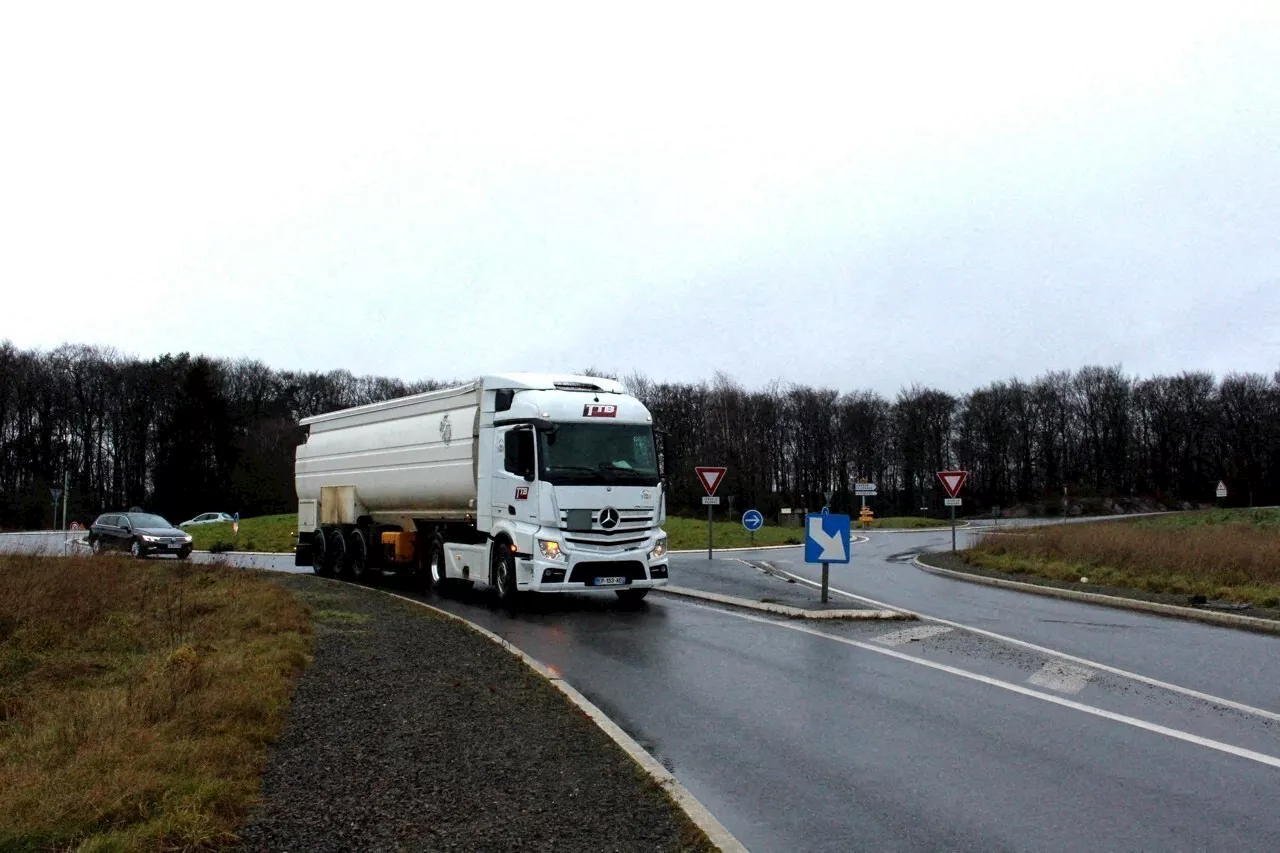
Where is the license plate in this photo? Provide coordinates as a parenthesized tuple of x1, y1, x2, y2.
(594, 576, 626, 586)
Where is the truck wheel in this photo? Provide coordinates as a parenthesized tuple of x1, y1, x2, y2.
(347, 529, 373, 584)
(329, 529, 348, 579)
(427, 536, 450, 593)
(492, 543, 518, 613)
(312, 530, 332, 576)
(615, 588, 649, 607)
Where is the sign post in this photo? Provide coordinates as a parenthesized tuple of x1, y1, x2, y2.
(937, 471, 969, 552)
(854, 481, 877, 515)
(695, 467, 726, 560)
(805, 510, 851, 603)
(742, 509, 763, 548)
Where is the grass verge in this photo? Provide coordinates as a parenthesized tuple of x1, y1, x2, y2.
(859, 515, 959, 529)
(664, 515, 802, 550)
(185, 514, 297, 553)
(0, 554, 312, 851)
(966, 509, 1280, 608)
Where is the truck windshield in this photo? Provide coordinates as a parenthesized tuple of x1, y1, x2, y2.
(538, 424, 660, 486)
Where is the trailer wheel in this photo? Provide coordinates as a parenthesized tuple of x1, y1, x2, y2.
(347, 529, 373, 584)
(329, 529, 348, 579)
(312, 530, 332, 576)
(492, 543, 518, 613)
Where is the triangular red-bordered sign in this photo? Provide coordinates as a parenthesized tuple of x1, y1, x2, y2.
(695, 466, 727, 496)
(937, 470, 968, 498)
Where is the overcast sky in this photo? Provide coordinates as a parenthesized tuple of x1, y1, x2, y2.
(3, 1, 1277, 396)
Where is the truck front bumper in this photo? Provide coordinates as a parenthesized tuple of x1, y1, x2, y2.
(518, 553, 669, 593)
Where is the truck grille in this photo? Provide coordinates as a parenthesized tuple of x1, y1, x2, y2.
(568, 561, 648, 584)
(560, 509, 654, 552)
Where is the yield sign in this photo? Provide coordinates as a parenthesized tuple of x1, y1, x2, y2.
(695, 466, 727, 496)
(937, 470, 969, 499)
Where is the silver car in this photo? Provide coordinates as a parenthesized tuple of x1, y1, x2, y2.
(178, 512, 235, 527)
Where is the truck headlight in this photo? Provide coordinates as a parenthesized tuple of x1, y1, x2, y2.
(649, 536, 668, 561)
(537, 539, 565, 561)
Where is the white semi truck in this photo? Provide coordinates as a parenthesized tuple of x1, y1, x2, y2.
(293, 373, 669, 606)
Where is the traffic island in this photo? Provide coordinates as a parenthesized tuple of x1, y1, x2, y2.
(916, 550, 1280, 635)
(233, 575, 720, 853)
(661, 556, 911, 620)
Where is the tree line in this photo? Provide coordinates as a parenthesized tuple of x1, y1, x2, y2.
(1, 340, 1276, 529)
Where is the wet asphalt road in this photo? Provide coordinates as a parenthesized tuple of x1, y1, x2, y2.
(6, 529, 1280, 851)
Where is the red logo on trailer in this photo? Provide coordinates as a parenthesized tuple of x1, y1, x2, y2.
(515, 486, 529, 500)
(695, 466, 727, 496)
(937, 470, 969, 498)
(583, 404, 618, 418)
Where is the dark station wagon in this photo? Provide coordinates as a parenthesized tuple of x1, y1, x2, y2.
(88, 512, 194, 559)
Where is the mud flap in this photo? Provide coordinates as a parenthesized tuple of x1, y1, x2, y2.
(294, 540, 312, 567)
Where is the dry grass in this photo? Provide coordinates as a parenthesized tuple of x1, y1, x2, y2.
(0, 554, 312, 852)
(968, 512, 1280, 606)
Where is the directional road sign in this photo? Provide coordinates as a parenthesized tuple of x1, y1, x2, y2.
(742, 509, 764, 531)
(854, 483, 878, 495)
(805, 512, 851, 564)
(937, 470, 968, 498)
(695, 467, 726, 496)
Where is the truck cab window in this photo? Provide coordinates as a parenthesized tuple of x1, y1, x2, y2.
(504, 428, 535, 478)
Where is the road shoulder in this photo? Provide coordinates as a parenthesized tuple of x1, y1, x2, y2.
(233, 575, 721, 852)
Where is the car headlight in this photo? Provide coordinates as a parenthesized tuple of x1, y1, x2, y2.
(182, 535, 192, 543)
(649, 535, 668, 561)
(537, 539, 565, 561)
(142, 535, 159, 543)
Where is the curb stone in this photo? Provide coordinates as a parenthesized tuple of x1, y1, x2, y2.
(913, 556, 1280, 637)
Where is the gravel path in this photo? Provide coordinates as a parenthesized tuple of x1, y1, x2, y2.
(233, 575, 713, 853)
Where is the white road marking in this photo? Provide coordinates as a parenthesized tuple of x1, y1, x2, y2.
(769, 566, 1280, 724)
(1028, 661, 1094, 695)
(666, 598, 1280, 771)
(873, 625, 954, 646)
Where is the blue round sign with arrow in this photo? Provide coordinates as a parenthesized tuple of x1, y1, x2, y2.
(742, 509, 764, 531)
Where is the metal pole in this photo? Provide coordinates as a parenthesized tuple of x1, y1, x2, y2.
(821, 562, 829, 603)
(707, 503, 713, 560)
(950, 504, 957, 552)
(62, 471, 69, 531)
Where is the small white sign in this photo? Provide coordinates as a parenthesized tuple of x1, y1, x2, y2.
(856, 488, 878, 496)
(780, 507, 792, 515)
(854, 483, 877, 494)
(944, 497, 962, 506)
(1216, 481, 1228, 498)
(702, 496, 721, 505)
